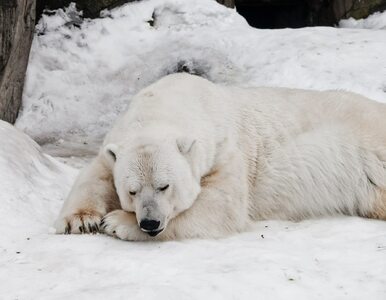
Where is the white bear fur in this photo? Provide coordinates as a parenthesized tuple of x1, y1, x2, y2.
(55, 73, 386, 240)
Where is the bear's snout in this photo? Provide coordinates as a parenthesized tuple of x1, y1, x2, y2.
(140, 219, 161, 232)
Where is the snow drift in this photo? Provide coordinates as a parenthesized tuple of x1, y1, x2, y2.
(0, 121, 76, 241)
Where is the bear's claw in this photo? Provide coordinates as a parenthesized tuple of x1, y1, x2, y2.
(55, 211, 102, 234)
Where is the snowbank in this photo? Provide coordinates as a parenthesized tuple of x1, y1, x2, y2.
(16, 0, 386, 147)
(0, 121, 76, 242)
(340, 11, 386, 30)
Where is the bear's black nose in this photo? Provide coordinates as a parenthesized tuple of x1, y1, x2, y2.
(140, 219, 160, 231)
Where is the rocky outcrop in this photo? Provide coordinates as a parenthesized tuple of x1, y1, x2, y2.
(332, 0, 386, 21)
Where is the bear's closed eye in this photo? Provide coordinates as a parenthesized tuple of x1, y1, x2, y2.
(158, 184, 169, 192)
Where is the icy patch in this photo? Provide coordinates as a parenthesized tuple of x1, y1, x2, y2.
(340, 11, 386, 30)
(17, 0, 386, 146)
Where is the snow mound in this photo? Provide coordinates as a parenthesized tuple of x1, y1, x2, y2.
(340, 11, 386, 30)
(16, 0, 386, 146)
(0, 121, 76, 245)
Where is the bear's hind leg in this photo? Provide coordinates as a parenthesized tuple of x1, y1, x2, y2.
(366, 189, 386, 221)
(361, 149, 386, 221)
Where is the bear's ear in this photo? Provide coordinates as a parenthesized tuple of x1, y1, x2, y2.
(103, 143, 118, 166)
(176, 137, 196, 155)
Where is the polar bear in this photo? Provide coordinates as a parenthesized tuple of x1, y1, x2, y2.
(55, 73, 386, 240)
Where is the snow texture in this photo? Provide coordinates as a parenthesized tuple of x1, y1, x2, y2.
(2, 0, 386, 298)
(340, 11, 386, 30)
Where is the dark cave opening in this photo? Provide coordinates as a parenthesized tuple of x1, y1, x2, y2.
(235, 0, 311, 29)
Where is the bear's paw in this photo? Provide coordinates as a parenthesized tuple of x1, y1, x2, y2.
(101, 210, 148, 241)
(55, 210, 102, 234)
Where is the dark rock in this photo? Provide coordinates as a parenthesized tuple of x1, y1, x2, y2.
(216, 0, 236, 8)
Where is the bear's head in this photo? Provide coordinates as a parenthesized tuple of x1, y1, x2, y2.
(103, 136, 201, 237)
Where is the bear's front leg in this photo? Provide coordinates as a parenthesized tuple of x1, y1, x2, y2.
(55, 156, 120, 234)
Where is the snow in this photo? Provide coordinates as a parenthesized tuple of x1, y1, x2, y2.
(340, 11, 386, 30)
(1, 0, 386, 298)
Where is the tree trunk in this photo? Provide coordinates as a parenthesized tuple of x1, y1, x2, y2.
(0, 0, 36, 124)
(216, 0, 235, 8)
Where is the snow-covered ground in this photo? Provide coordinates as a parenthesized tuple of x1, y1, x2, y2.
(1, 0, 385, 298)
